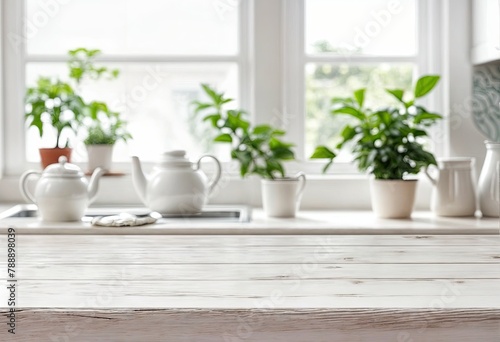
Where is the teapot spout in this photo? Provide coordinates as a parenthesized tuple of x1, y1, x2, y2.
(131, 156, 148, 205)
(88, 167, 106, 204)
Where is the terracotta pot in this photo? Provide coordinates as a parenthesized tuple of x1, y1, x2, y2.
(369, 179, 418, 219)
(39, 148, 72, 169)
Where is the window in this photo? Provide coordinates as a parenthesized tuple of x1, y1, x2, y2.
(281, 0, 442, 174)
(2, 0, 441, 180)
(6, 0, 246, 170)
(305, 0, 417, 161)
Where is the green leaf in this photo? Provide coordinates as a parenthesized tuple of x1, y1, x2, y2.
(192, 101, 212, 111)
(214, 133, 232, 143)
(253, 124, 273, 135)
(340, 125, 356, 141)
(202, 114, 222, 127)
(414, 112, 442, 124)
(272, 129, 286, 136)
(386, 89, 404, 102)
(414, 75, 440, 98)
(332, 106, 365, 120)
(310, 146, 336, 159)
(272, 147, 295, 160)
(353, 89, 365, 108)
(201, 84, 222, 104)
(269, 137, 294, 150)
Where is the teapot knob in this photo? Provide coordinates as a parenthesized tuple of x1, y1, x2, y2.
(58, 156, 68, 164)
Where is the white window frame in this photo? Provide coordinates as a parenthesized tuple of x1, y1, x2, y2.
(282, 0, 446, 175)
(2, 0, 252, 176)
(0, 0, 446, 207)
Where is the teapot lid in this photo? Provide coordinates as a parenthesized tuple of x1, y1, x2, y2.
(43, 156, 83, 177)
(158, 150, 192, 167)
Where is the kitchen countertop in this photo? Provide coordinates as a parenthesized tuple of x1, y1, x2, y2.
(0, 233, 499, 341)
(1, 205, 499, 339)
(0, 204, 498, 234)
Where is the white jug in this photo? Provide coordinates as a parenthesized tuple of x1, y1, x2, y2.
(425, 158, 476, 217)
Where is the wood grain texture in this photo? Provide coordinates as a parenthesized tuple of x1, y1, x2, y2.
(0, 234, 499, 340)
(7, 263, 500, 280)
(0, 309, 499, 342)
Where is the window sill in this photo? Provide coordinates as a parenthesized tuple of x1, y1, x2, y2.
(0, 172, 434, 210)
(0, 207, 497, 235)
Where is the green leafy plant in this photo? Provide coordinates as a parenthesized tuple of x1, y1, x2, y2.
(25, 78, 85, 148)
(193, 84, 295, 179)
(311, 75, 442, 179)
(69, 48, 131, 145)
(83, 106, 132, 145)
(68, 48, 119, 85)
(25, 48, 129, 149)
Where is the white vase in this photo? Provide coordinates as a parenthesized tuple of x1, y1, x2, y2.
(369, 179, 417, 219)
(478, 141, 500, 217)
(261, 173, 306, 218)
(86, 145, 114, 173)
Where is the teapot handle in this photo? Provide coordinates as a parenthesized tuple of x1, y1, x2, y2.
(196, 155, 222, 197)
(19, 170, 41, 204)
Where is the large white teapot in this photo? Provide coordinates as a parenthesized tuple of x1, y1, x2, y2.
(20, 156, 105, 222)
(131, 150, 222, 215)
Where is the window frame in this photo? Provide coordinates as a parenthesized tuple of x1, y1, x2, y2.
(0, 0, 446, 206)
(3, 0, 252, 175)
(283, 0, 446, 175)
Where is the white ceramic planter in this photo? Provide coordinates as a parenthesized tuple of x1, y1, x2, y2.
(261, 173, 306, 218)
(86, 145, 114, 172)
(369, 179, 418, 219)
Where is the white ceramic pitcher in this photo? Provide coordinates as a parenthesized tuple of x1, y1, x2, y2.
(425, 158, 477, 217)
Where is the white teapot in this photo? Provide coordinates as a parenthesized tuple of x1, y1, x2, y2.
(20, 156, 105, 222)
(131, 150, 221, 215)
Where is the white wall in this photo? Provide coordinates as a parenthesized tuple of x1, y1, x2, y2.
(445, 0, 485, 175)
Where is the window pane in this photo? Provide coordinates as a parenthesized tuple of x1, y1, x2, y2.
(306, 0, 416, 56)
(305, 63, 415, 160)
(26, 63, 238, 162)
(26, 0, 239, 55)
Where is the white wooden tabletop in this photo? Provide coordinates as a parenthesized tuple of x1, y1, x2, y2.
(0, 234, 500, 341)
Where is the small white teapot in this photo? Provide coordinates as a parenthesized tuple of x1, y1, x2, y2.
(131, 150, 222, 215)
(20, 156, 106, 222)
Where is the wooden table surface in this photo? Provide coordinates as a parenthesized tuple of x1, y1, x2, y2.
(1, 234, 500, 341)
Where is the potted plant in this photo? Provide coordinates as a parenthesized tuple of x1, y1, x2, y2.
(84, 109, 132, 172)
(25, 77, 86, 168)
(67, 48, 131, 172)
(311, 75, 442, 218)
(193, 84, 306, 217)
(25, 48, 126, 169)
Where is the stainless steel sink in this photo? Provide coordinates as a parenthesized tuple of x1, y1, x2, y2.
(0, 204, 252, 223)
